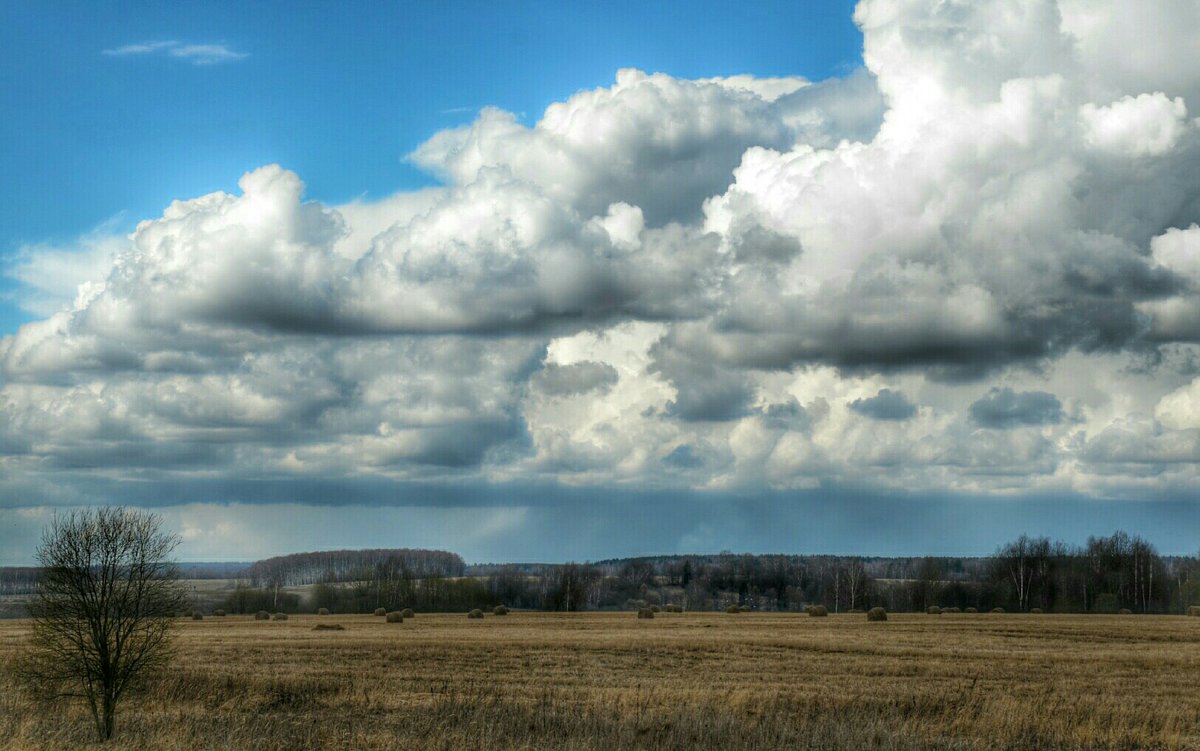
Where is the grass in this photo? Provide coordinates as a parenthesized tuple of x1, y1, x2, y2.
(2, 612, 1200, 749)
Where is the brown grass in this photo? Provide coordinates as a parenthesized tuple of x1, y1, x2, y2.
(3, 612, 1200, 750)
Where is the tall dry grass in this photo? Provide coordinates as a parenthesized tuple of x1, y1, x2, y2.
(2, 612, 1199, 750)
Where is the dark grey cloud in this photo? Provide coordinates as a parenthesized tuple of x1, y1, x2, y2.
(969, 388, 1064, 429)
(849, 389, 917, 421)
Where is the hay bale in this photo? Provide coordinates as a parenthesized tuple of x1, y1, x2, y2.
(255, 610, 270, 621)
(665, 604, 683, 613)
(374, 608, 387, 616)
(401, 608, 415, 618)
(927, 606, 942, 615)
(312, 623, 345, 631)
(725, 605, 741, 614)
(213, 609, 226, 617)
(385, 611, 403, 623)
(808, 605, 829, 617)
(1030, 608, 1044, 614)
(649, 604, 661, 613)
(272, 612, 288, 621)
(1187, 606, 1200, 617)
(637, 607, 655, 619)
(191, 613, 203, 621)
(965, 607, 978, 613)
(867, 607, 887, 622)
(493, 605, 510, 615)
(317, 607, 331, 616)
(943, 607, 961, 613)
(991, 607, 1005, 613)
(1118, 608, 1133, 615)
(467, 608, 484, 619)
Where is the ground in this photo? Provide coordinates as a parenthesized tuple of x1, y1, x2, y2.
(2, 611, 1199, 750)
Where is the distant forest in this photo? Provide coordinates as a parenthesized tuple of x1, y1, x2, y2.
(3, 532, 1199, 616)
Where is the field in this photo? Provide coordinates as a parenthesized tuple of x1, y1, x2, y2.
(2, 611, 1200, 750)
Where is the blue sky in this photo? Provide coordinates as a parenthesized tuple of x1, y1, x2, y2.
(0, 0, 860, 332)
(3, 1, 1200, 564)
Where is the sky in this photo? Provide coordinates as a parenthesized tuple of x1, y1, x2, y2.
(2, 0, 1200, 564)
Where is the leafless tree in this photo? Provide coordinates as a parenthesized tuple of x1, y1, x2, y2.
(21, 507, 186, 741)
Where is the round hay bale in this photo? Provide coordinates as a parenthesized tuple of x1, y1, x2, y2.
(254, 610, 270, 621)
(374, 608, 387, 616)
(867, 607, 888, 622)
(312, 623, 344, 631)
(965, 607, 978, 613)
(272, 612, 288, 621)
(317, 607, 331, 616)
(665, 604, 683, 613)
(1187, 606, 1200, 617)
(808, 605, 829, 617)
(991, 607, 1005, 613)
(401, 608, 415, 618)
(927, 606, 942, 615)
(637, 607, 655, 619)
(385, 611, 403, 623)
(1118, 608, 1133, 615)
(1030, 608, 1044, 614)
(191, 613, 203, 621)
(725, 605, 741, 614)
(213, 609, 226, 617)
(943, 606, 961, 613)
(493, 605, 510, 616)
(467, 608, 484, 619)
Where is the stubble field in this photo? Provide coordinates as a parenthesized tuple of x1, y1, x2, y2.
(2, 611, 1200, 750)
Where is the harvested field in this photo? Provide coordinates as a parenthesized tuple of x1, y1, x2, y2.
(2, 612, 1199, 750)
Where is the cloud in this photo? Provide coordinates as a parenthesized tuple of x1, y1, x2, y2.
(969, 388, 1064, 429)
(849, 389, 917, 421)
(6, 0, 1200, 519)
(102, 40, 246, 64)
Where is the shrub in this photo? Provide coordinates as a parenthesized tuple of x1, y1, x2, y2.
(254, 610, 270, 621)
(374, 608, 386, 616)
(1118, 608, 1133, 615)
(808, 605, 829, 617)
(312, 623, 344, 631)
(965, 607, 978, 613)
(943, 607, 961, 613)
(317, 608, 330, 616)
(1187, 606, 1200, 617)
(467, 609, 484, 619)
(847, 609, 864, 614)
(493, 605, 510, 616)
(212, 609, 226, 617)
(867, 607, 887, 622)
(927, 606, 941, 615)
(1030, 608, 1044, 614)
(385, 611, 403, 623)
(624, 599, 648, 611)
(401, 609, 415, 618)
(191, 613, 203, 621)
(272, 612, 288, 621)
(991, 607, 1005, 613)
(649, 605, 661, 613)
(739, 605, 752, 613)
(725, 605, 741, 614)
(637, 607, 655, 619)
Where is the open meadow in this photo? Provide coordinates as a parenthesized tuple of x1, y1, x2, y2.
(3, 611, 1200, 750)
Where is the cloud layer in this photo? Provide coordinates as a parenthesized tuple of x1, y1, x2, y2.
(6, 0, 1200, 518)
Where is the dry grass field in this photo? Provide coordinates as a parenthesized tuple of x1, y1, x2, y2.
(2, 611, 1200, 750)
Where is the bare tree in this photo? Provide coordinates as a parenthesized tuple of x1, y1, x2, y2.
(21, 507, 186, 741)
